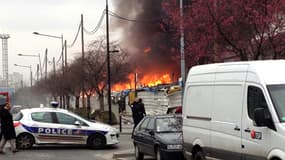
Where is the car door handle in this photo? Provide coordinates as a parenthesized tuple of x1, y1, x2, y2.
(244, 128, 251, 133)
(234, 126, 240, 131)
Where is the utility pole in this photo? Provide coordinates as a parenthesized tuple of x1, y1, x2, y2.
(61, 34, 64, 76)
(37, 64, 39, 81)
(81, 14, 86, 109)
(180, 0, 185, 87)
(53, 57, 56, 76)
(30, 65, 33, 87)
(45, 48, 48, 79)
(65, 40, 67, 69)
(106, 0, 112, 125)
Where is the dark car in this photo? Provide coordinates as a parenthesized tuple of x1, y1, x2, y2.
(133, 114, 184, 160)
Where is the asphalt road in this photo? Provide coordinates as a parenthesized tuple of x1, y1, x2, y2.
(0, 134, 133, 160)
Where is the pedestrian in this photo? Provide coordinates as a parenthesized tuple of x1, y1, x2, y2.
(131, 98, 146, 136)
(0, 103, 19, 154)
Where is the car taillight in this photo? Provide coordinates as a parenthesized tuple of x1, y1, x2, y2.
(13, 121, 21, 127)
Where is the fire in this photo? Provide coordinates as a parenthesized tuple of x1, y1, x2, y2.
(139, 73, 171, 87)
(144, 47, 151, 54)
(112, 72, 172, 91)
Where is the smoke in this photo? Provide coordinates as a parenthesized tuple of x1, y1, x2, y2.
(112, 0, 180, 81)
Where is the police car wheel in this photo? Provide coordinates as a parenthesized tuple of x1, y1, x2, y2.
(88, 134, 106, 149)
(16, 134, 34, 149)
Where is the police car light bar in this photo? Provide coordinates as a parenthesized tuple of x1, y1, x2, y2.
(50, 101, 59, 108)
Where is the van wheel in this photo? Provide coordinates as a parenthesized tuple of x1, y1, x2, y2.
(16, 133, 34, 149)
(135, 144, 144, 160)
(194, 151, 206, 160)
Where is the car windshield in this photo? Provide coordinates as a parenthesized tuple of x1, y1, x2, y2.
(267, 85, 285, 122)
(156, 117, 182, 133)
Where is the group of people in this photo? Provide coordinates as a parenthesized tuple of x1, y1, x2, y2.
(131, 98, 146, 135)
(0, 103, 19, 154)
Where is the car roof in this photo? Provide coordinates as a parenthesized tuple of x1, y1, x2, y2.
(20, 107, 69, 114)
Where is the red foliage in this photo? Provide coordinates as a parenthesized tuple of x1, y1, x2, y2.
(162, 0, 285, 66)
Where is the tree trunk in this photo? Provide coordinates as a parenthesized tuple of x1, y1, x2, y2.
(60, 96, 63, 108)
(99, 94, 104, 112)
(66, 95, 70, 110)
(239, 50, 248, 61)
(87, 95, 91, 119)
(75, 96, 80, 110)
(82, 95, 86, 108)
(63, 95, 66, 109)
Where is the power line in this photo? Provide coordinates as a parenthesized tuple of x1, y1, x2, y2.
(108, 10, 162, 23)
(83, 10, 106, 35)
(67, 23, 81, 48)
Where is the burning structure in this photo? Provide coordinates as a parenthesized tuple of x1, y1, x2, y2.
(111, 0, 180, 91)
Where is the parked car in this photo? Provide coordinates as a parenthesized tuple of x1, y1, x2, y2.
(133, 114, 183, 160)
(13, 107, 119, 149)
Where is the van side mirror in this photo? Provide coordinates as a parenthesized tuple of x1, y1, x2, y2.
(253, 108, 267, 127)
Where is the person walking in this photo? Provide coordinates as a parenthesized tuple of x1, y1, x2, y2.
(0, 103, 19, 154)
(131, 98, 146, 136)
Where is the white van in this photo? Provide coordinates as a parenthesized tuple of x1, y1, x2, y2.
(183, 60, 285, 160)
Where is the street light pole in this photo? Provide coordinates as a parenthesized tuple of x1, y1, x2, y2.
(33, 32, 64, 74)
(30, 65, 32, 87)
(106, 0, 112, 125)
(33, 32, 65, 108)
(14, 64, 32, 87)
(180, 0, 186, 107)
(18, 53, 42, 80)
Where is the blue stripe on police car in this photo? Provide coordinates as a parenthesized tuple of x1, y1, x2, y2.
(22, 124, 107, 136)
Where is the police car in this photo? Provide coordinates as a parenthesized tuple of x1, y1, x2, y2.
(13, 107, 119, 149)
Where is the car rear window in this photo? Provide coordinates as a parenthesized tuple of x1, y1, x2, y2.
(156, 117, 182, 133)
(13, 112, 23, 121)
(31, 112, 53, 123)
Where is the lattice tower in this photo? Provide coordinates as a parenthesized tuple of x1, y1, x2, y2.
(0, 34, 10, 88)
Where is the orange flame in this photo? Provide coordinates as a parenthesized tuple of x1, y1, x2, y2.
(144, 47, 151, 54)
(112, 72, 172, 91)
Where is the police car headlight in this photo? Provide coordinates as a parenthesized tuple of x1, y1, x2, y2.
(167, 144, 182, 150)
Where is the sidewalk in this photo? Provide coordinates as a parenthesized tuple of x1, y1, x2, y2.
(113, 149, 134, 160)
(112, 116, 134, 160)
(113, 115, 134, 135)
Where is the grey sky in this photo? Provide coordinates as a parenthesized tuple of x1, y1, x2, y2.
(0, 0, 114, 84)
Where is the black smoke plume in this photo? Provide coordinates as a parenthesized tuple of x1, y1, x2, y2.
(112, 0, 180, 81)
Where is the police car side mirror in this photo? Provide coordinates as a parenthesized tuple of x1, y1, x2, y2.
(74, 121, 81, 126)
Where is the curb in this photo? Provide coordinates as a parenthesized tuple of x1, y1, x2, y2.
(113, 153, 134, 158)
(113, 150, 134, 159)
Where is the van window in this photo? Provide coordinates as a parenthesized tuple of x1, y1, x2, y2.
(268, 85, 285, 122)
(247, 86, 268, 120)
